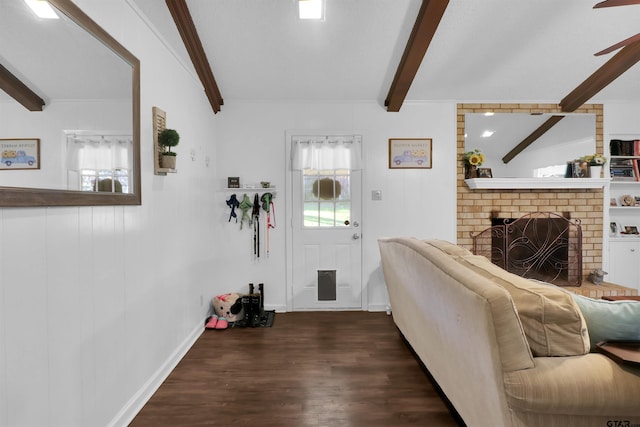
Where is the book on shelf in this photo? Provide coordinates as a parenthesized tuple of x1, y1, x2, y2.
(610, 157, 640, 181)
(610, 139, 640, 156)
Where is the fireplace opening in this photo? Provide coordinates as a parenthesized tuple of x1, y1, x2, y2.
(473, 212, 582, 286)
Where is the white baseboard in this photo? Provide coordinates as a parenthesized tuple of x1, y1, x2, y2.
(265, 305, 388, 313)
(367, 304, 389, 312)
(265, 304, 288, 313)
(108, 321, 204, 427)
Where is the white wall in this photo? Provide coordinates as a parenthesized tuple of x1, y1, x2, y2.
(213, 101, 458, 311)
(0, 1, 218, 426)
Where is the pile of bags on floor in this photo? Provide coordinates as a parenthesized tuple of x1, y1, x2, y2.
(205, 283, 269, 330)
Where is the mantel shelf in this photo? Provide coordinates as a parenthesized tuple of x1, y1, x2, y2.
(465, 177, 610, 190)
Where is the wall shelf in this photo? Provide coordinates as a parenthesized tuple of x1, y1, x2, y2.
(224, 186, 276, 196)
(152, 106, 178, 176)
(465, 177, 609, 190)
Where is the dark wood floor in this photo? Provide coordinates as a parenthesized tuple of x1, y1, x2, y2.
(130, 311, 464, 427)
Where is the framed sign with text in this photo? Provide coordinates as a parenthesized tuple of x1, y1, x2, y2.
(0, 138, 40, 170)
(388, 138, 432, 169)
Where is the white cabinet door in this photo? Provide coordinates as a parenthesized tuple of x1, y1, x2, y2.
(608, 240, 640, 291)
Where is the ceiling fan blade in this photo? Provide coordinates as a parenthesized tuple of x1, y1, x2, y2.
(594, 0, 640, 8)
(595, 32, 640, 55)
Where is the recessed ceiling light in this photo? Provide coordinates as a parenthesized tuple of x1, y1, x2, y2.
(24, 0, 59, 19)
(481, 130, 495, 138)
(299, 0, 324, 20)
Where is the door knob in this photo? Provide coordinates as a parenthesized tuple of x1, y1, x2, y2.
(352, 233, 360, 240)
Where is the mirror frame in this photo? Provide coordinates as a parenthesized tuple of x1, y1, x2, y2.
(457, 103, 603, 179)
(0, 0, 141, 207)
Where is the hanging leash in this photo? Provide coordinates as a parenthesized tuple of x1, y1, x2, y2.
(267, 201, 275, 256)
(252, 193, 260, 257)
(261, 193, 276, 256)
(226, 194, 239, 223)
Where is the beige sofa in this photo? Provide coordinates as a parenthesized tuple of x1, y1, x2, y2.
(378, 237, 640, 427)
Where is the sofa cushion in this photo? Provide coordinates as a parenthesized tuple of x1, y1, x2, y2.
(570, 293, 640, 348)
(504, 353, 640, 416)
(422, 239, 473, 256)
(456, 255, 590, 357)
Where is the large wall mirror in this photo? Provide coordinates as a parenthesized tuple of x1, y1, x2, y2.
(465, 113, 596, 178)
(0, 0, 140, 206)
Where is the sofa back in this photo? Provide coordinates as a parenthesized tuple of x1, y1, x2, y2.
(379, 237, 534, 427)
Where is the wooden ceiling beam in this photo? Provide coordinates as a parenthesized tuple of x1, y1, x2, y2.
(505, 33, 640, 163)
(594, 0, 640, 8)
(560, 39, 640, 112)
(384, 0, 449, 112)
(166, 0, 223, 114)
(0, 63, 45, 111)
(502, 116, 565, 164)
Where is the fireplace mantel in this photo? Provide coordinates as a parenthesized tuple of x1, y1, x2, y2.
(465, 178, 609, 190)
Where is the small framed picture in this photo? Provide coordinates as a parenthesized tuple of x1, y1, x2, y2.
(388, 138, 432, 169)
(477, 168, 493, 178)
(227, 177, 240, 188)
(622, 225, 639, 235)
(610, 197, 618, 206)
(610, 221, 618, 235)
(0, 138, 40, 170)
(571, 160, 590, 178)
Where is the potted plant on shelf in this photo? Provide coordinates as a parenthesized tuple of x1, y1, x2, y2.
(584, 153, 607, 178)
(158, 128, 180, 169)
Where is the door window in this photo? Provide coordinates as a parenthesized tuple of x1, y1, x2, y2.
(303, 169, 351, 227)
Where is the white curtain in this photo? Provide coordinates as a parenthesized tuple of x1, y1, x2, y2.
(291, 135, 362, 170)
(67, 135, 132, 171)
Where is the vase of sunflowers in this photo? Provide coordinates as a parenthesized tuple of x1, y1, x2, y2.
(463, 149, 485, 179)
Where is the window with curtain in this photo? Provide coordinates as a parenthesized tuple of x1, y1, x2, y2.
(291, 135, 362, 171)
(66, 133, 133, 193)
(291, 135, 361, 228)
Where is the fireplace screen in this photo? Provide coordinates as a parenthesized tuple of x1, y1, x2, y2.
(470, 212, 582, 286)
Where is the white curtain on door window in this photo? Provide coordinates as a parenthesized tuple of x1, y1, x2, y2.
(291, 136, 362, 170)
(67, 136, 132, 171)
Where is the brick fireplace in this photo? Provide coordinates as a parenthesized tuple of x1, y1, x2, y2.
(457, 103, 604, 277)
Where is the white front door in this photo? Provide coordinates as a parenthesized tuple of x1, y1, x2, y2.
(288, 141, 363, 310)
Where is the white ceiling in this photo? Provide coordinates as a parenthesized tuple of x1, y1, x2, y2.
(3, 1, 639, 108)
(131, 0, 640, 107)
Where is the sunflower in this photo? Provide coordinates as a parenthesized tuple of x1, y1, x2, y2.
(468, 153, 483, 166)
(463, 149, 484, 166)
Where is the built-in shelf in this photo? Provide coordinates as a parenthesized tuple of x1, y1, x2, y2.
(610, 236, 640, 241)
(465, 177, 609, 190)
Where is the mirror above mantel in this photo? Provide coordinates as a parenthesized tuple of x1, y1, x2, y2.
(0, 0, 140, 207)
(465, 112, 596, 180)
